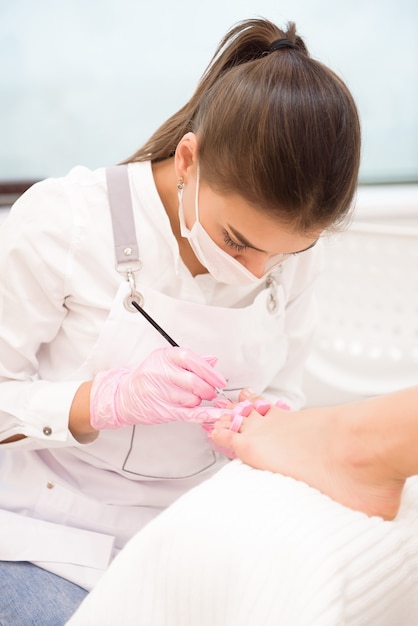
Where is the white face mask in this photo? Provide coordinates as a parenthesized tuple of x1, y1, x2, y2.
(178, 168, 287, 285)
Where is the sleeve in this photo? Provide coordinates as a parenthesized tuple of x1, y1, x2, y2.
(262, 242, 324, 409)
(0, 176, 90, 448)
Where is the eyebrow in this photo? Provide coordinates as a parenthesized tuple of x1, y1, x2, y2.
(227, 224, 319, 255)
(227, 224, 266, 252)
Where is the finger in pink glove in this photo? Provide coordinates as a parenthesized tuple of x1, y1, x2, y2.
(90, 347, 227, 429)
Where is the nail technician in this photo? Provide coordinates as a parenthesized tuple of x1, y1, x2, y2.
(0, 17, 360, 624)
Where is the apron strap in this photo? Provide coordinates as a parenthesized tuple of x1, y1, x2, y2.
(105, 165, 142, 273)
(106, 165, 143, 312)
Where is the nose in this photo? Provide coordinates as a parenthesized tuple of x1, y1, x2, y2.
(238, 253, 269, 278)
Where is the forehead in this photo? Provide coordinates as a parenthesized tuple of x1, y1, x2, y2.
(199, 183, 321, 254)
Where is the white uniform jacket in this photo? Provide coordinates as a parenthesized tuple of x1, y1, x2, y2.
(0, 162, 322, 589)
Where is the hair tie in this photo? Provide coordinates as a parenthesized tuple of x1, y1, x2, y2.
(263, 38, 299, 55)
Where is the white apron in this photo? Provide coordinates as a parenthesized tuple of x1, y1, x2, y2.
(0, 166, 288, 589)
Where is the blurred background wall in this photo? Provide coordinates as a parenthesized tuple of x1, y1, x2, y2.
(1, 0, 417, 184)
(1, 0, 418, 405)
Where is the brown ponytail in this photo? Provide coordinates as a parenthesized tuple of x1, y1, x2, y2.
(125, 18, 361, 232)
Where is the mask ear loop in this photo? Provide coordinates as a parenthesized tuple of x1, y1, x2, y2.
(178, 165, 201, 230)
(194, 164, 201, 223)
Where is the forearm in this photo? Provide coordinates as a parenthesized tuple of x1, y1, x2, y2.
(69, 381, 98, 441)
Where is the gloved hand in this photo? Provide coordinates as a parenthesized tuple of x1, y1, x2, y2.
(90, 347, 227, 430)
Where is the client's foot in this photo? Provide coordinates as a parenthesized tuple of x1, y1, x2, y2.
(212, 402, 405, 521)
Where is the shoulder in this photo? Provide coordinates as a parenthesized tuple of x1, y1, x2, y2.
(8, 166, 105, 221)
(3, 166, 114, 244)
(0, 167, 115, 274)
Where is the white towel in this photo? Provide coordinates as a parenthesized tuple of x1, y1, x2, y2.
(67, 460, 418, 626)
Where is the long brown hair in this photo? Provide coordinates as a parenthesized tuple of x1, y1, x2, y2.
(125, 18, 361, 232)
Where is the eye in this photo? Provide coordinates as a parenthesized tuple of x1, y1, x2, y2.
(223, 230, 248, 252)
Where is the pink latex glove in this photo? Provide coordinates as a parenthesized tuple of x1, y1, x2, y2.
(90, 347, 227, 429)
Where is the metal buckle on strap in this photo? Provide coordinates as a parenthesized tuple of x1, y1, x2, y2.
(116, 260, 144, 313)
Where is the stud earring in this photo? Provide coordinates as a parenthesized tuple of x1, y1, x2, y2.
(177, 177, 184, 190)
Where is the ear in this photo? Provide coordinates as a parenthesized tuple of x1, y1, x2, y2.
(174, 132, 199, 183)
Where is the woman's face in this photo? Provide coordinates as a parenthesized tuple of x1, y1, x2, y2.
(182, 175, 321, 278)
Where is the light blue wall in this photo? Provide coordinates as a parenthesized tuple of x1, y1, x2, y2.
(1, 0, 417, 182)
